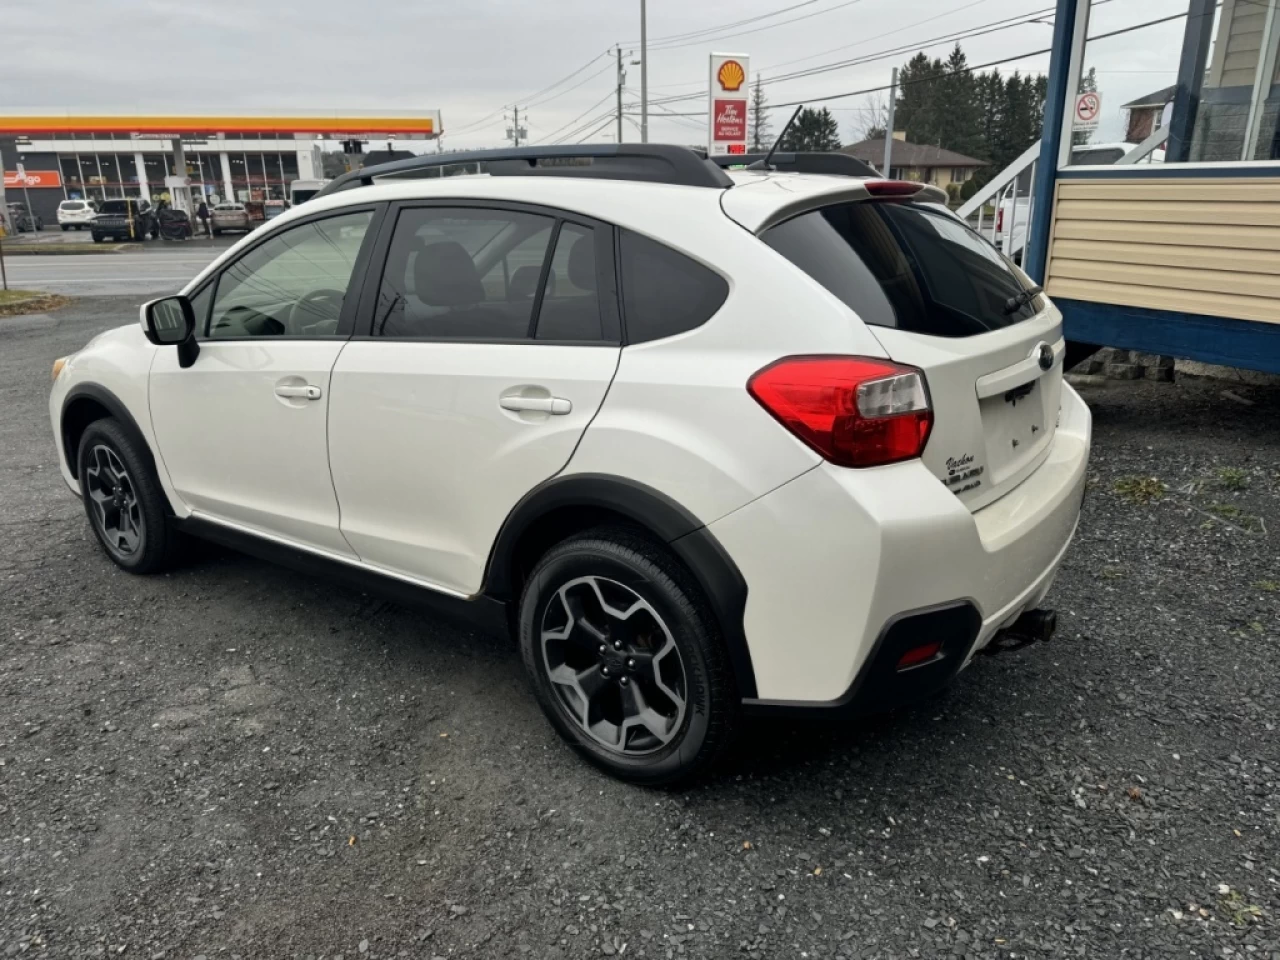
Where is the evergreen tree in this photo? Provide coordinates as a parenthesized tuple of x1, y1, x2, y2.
(750, 78, 772, 151)
(780, 107, 841, 151)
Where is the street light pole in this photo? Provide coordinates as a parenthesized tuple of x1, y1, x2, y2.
(883, 68, 898, 178)
(616, 46, 625, 144)
(640, 0, 649, 143)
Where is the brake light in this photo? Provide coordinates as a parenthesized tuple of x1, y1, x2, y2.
(747, 356, 933, 468)
(997, 207, 1005, 232)
(864, 180, 925, 198)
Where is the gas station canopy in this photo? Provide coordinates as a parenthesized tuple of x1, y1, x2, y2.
(0, 107, 441, 138)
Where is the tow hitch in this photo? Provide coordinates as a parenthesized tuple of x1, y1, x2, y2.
(981, 608, 1057, 655)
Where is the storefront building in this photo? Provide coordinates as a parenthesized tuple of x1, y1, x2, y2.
(1, 109, 440, 223)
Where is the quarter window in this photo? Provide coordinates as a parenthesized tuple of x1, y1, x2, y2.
(206, 210, 372, 338)
(619, 230, 728, 343)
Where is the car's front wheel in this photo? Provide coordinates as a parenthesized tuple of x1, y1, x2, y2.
(519, 527, 737, 785)
(77, 419, 178, 574)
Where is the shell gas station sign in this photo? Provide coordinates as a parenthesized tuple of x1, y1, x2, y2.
(708, 53, 750, 157)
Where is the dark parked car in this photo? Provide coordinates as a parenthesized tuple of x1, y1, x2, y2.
(91, 199, 157, 242)
(5, 202, 43, 233)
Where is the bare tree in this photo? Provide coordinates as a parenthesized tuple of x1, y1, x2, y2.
(853, 91, 891, 142)
(750, 77, 772, 151)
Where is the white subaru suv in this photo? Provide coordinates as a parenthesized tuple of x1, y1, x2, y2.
(49, 146, 1090, 784)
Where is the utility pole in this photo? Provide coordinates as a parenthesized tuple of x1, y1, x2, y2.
(616, 46, 625, 143)
(506, 106, 527, 148)
(640, 0, 648, 143)
(883, 67, 898, 177)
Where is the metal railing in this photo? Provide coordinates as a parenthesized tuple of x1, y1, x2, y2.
(956, 139, 1042, 259)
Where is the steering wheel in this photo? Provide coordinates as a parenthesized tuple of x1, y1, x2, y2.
(288, 288, 346, 335)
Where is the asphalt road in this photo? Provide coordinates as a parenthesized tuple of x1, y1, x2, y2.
(3, 298, 1279, 959)
(1, 239, 234, 297)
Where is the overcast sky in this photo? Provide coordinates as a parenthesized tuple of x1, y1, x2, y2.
(2, 0, 1190, 152)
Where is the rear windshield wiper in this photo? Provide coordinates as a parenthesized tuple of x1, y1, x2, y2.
(1003, 285, 1044, 315)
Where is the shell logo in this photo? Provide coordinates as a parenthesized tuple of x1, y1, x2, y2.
(717, 60, 746, 92)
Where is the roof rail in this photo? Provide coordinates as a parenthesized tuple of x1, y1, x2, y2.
(706, 151, 881, 179)
(313, 144, 733, 199)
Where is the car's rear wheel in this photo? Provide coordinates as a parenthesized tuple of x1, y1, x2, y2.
(91, 233, 103, 243)
(518, 527, 737, 785)
(77, 419, 178, 574)
(60, 225, 69, 232)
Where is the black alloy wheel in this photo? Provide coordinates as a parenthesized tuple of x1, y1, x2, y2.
(540, 575, 688, 756)
(84, 443, 145, 557)
(519, 528, 737, 785)
(76, 418, 179, 574)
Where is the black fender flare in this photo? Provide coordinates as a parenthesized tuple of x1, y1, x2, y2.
(483, 473, 758, 700)
(60, 383, 164, 494)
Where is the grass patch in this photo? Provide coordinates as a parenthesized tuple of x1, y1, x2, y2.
(0, 289, 40, 306)
(1215, 467, 1250, 491)
(1, 241, 124, 255)
(0, 291, 72, 318)
(1100, 565, 1127, 580)
(1252, 580, 1279, 593)
(1208, 502, 1242, 518)
(1204, 502, 1265, 534)
(1113, 476, 1166, 504)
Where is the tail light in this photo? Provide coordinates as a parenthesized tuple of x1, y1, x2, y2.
(864, 180, 925, 198)
(997, 207, 1005, 232)
(748, 356, 933, 468)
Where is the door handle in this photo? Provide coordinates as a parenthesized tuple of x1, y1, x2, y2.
(500, 395, 572, 415)
(275, 384, 322, 400)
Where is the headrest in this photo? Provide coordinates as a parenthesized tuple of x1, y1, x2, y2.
(414, 240, 484, 307)
(567, 234, 596, 291)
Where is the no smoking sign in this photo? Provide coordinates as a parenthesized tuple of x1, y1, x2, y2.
(1074, 91, 1102, 131)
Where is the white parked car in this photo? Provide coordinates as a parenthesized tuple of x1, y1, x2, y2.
(48, 146, 1091, 784)
(57, 198, 99, 230)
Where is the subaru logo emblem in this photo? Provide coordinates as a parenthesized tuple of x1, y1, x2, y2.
(1034, 343, 1054, 371)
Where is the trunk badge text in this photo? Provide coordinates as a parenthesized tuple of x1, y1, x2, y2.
(944, 452, 984, 495)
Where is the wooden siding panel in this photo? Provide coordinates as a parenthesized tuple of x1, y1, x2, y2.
(1056, 199, 1280, 227)
(1044, 278, 1280, 325)
(1046, 177, 1280, 325)
(1049, 257, 1280, 299)
(1051, 238, 1280, 274)
(1053, 219, 1280, 251)
(1057, 179, 1280, 203)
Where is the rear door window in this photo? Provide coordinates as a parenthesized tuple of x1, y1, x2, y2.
(762, 201, 1042, 337)
(618, 230, 728, 343)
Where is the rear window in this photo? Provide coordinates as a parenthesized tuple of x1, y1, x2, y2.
(619, 230, 728, 343)
(762, 201, 1042, 337)
(215, 204, 241, 211)
(60, 201, 86, 210)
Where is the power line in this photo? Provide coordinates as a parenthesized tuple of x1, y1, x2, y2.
(577, 115, 619, 143)
(526, 60, 617, 108)
(621, 0, 826, 46)
(445, 49, 611, 137)
(520, 50, 612, 105)
(768, 9, 1199, 109)
(647, 2, 1067, 106)
(647, 0, 870, 52)
(536, 89, 618, 144)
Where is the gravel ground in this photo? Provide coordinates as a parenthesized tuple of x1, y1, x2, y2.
(2, 297, 1278, 960)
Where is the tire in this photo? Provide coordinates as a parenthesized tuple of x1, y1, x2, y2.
(518, 526, 738, 785)
(61, 225, 70, 232)
(213, 228, 222, 236)
(76, 418, 178, 575)
(91, 233, 103, 243)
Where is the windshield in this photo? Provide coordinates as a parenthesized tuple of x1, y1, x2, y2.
(99, 201, 130, 214)
(763, 200, 1043, 337)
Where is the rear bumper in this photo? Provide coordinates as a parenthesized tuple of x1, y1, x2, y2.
(711, 382, 1091, 705)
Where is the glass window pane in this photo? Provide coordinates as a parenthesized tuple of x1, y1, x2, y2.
(373, 207, 554, 339)
(535, 224, 604, 341)
(1065, 0, 1280, 165)
(763, 202, 1040, 338)
(208, 211, 373, 338)
(619, 230, 728, 343)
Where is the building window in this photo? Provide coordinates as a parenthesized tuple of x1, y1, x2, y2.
(1067, 0, 1280, 166)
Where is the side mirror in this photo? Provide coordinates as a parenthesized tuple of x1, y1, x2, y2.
(142, 295, 200, 368)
